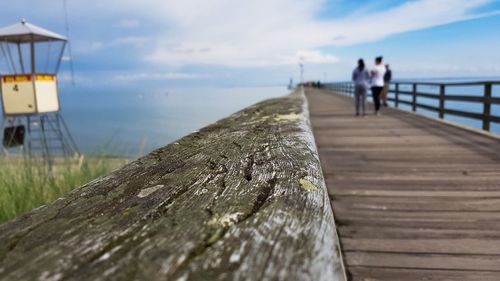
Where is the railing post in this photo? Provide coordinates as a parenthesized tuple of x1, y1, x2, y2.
(395, 83, 399, 108)
(483, 83, 492, 131)
(412, 83, 417, 112)
(439, 84, 445, 119)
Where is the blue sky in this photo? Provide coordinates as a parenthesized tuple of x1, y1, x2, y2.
(0, 0, 499, 91)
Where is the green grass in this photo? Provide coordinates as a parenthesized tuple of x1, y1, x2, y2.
(0, 156, 129, 224)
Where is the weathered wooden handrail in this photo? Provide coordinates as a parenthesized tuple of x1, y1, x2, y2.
(0, 89, 345, 281)
(325, 81, 500, 132)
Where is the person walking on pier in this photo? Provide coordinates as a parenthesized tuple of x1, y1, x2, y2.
(381, 64, 392, 106)
(352, 59, 370, 116)
(370, 56, 386, 115)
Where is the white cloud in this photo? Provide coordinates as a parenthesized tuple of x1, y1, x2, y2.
(396, 63, 499, 76)
(75, 36, 149, 53)
(116, 19, 140, 28)
(294, 50, 339, 64)
(36, 0, 499, 68)
(134, 0, 495, 67)
(328, 0, 497, 45)
(57, 71, 92, 85)
(112, 72, 208, 82)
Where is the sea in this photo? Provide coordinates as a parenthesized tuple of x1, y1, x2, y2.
(47, 86, 287, 156)
(1, 77, 498, 157)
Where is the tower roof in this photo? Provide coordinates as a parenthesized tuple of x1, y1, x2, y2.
(0, 20, 67, 43)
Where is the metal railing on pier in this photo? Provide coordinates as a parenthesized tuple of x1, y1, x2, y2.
(325, 81, 500, 132)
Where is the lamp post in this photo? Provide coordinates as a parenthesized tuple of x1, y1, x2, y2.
(299, 57, 304, 84)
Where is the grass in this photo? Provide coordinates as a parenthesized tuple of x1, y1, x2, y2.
(0, 155, 129, 224)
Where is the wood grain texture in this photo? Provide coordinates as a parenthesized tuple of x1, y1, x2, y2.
(306, 88, 500, 281)
(0, 89, 345, 281)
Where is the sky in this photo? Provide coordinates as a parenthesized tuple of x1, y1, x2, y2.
(0, 0, 499, 90)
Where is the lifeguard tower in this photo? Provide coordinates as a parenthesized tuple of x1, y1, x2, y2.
(0, 20, 79, 162)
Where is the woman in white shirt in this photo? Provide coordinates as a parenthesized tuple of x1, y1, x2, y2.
(370, 56, 386, 116)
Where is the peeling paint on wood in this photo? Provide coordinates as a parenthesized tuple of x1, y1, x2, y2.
(299, 179, 318, 191)
(0, 88, 345, 281)
(273, 113, 303, 121)
(137, 185, 164, 198)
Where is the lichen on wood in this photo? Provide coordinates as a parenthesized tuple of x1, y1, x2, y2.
(0, 89, 345, 281)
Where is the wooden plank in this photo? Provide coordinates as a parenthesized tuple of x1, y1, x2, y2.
(342, 238, 500, 255)
(312, 127, 429, 137)
(339, 226, 500, 239)
(337, 217, 500, 230)
(327, 178, 500, 191)
(318, 148, 498, 160)
(331, 190, 500, 198)
(333, 208, 500, 222)
(345, 252, 500, 271)
(0, 90, 346, 281)
(324, 170, 500, 179)
(334, 208, 500, 230)
(334, 197, 500, 211)
(324, 162, 500, 173)
(349, 267, 500, 281)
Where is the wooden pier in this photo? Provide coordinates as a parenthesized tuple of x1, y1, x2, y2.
(306, 88, 500, 281)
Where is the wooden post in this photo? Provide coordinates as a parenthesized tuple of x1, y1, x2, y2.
(412, 83, 417, 112)
(30, 35, 36, 74)
(395, 83, 399, 108)
(439, 84, 445, 119)
(483, 83, 492, 131)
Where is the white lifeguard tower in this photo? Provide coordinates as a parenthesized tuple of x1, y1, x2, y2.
(0, 20, 79, 161)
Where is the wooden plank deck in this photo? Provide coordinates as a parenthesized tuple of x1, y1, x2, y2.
(306, 88, 500, 281)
